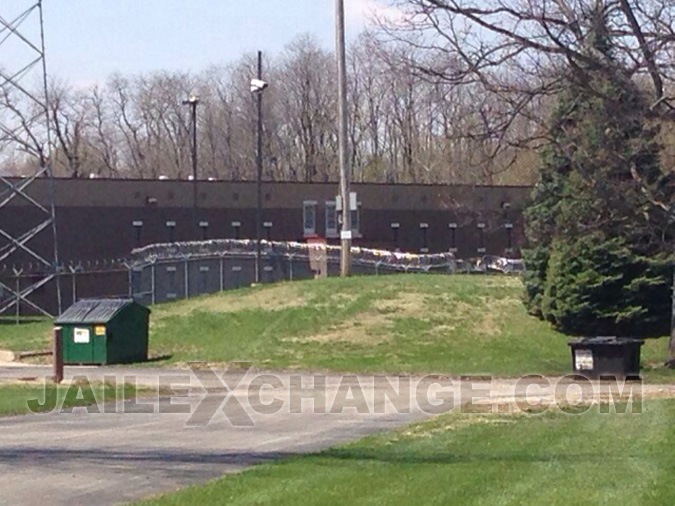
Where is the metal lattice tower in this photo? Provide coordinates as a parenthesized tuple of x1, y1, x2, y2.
(0, 0, 61, 317)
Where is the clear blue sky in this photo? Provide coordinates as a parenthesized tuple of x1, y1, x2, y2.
(37, 0, 382, 87)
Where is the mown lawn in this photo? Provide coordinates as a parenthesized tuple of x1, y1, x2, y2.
(0, 318, 52, 352)
(0, 382, 136, 417)
(0, 274, 672, 379)
(137, 398, 675, 506)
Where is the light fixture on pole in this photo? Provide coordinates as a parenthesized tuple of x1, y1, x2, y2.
(182, 93, 200, 209)
(251, 52, 268, 284)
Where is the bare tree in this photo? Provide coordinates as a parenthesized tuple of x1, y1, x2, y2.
(2, 22, 568, 186)
(88, 85, 120, 177)
(0, 77, 49, 172)
(274, 35, 338, 182)
(382, 0, 675, 150)
(49, 81, 94, 177)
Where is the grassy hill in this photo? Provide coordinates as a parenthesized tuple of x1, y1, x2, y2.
(1, 274, 672, 377)
(151, 274, 571, 374)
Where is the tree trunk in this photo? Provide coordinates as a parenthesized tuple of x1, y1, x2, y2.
(668, 267, 675, 367)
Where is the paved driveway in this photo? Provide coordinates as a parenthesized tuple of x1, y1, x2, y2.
(0, 365, 432, 505)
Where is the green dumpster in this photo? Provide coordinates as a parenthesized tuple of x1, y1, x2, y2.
(55, 299, 150, 365)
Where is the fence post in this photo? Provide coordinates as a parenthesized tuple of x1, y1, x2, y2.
(184, 259, 189, 299)
(220, 256, 224, 291)
(53, 326, 63, 384)
(71, 271, 77, 303)
(151, 264, 156, 305)
(127, 266, 132, 298)
(15, 273, 20, 324)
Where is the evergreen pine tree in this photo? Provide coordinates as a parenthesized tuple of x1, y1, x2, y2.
(523, 13, 674, 337)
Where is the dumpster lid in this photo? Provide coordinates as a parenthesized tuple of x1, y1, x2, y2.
(55, 299, 146, 324)
(568, 336, 644, 346)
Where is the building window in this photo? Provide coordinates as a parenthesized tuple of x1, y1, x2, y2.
(303, 201, 317, 237)
(335, 193, 361, 237)
(166, 221, 176, 242)
(325, 201, 338, 238)
(199, 221, 209, 240)
(391, 223, 400, 250)
(350, 208, 359, 234)
(477, 223, 486, 254)
(505, 222, 514, 253)
(420, 223, 429, 252)
(132, 221, 143, 247)
(231, 221, 241, 240)
(449, 223, 458, 252)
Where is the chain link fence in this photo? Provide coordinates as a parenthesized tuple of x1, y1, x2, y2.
(0, 260, 129, 321)
(128, 240, 524, 305)
(0, 240, 524, 317)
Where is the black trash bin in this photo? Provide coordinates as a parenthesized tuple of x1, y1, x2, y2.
(568, 337, 644, 379)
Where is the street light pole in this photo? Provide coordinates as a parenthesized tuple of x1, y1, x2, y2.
(336, 0, 351, 276)
(182, 94, 199, 209)
(255, 50, 264, 284)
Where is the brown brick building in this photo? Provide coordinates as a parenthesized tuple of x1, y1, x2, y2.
(1, 178, 531, 264)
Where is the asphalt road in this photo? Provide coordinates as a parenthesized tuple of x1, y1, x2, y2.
(0, 365, 433, 506)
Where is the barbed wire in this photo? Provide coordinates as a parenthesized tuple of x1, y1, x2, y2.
(130, 239, 523, 274)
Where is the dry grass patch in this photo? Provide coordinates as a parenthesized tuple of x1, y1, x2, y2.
(295, 291, 432, 345)
(152, 283, 307, 321)
(304, 313, 391, 345)
(426, 295, 524, 338)
(372, 291, 429, 315)
(304, 287, 521, 345)
(475, 276, 523, 289)
(427, 300, 500, 337)
(396, 414, 518, 441)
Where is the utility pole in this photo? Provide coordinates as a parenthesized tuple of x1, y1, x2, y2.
(336, 0, 351, 276)
(255, 50, 264, 283)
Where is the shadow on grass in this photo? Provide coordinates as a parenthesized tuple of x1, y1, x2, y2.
(319, 447, 646, 465)
(0, 446, 295, 475)
(0, 441, 654, 475)
(145, 354, 173, 364)
(1, 445, 637, 472)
